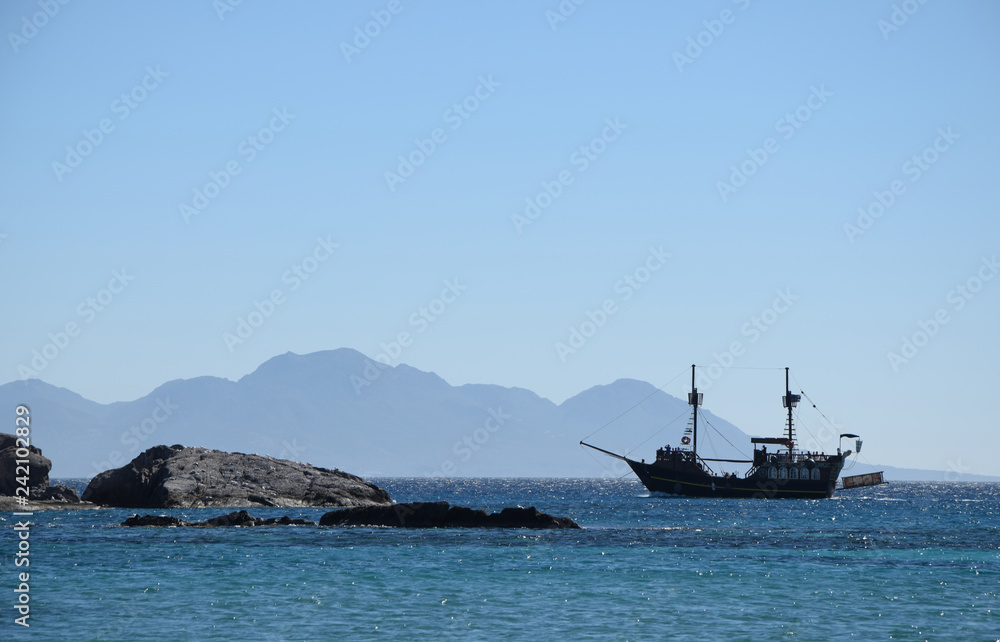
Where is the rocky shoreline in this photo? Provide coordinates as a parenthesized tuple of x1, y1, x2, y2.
(320, 501, 581, 529)
(120, 502, 581, 529)
(121, 510, 317, 528)
(2, 439, 581, 528)
(0, 496, 98, 511)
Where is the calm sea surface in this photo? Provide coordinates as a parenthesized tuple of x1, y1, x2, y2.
(1, 479, 997, 640)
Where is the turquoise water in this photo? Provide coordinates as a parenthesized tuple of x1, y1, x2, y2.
(1, 479, 998, 640)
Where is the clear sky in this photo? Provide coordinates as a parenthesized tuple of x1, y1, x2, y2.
(2, 1, 998, 475)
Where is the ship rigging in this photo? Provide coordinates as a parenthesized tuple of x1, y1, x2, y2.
(581, 365, 883, 498)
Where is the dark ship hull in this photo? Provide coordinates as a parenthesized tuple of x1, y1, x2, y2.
(626, 452, 844, 499)
(582, 365, 861, 500)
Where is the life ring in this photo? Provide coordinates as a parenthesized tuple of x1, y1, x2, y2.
(681, 436, 691, 445)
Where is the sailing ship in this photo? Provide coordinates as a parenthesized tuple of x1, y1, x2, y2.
(582, 365, 880, 499)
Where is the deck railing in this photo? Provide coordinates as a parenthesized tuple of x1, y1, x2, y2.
(762, 451, 833, 464)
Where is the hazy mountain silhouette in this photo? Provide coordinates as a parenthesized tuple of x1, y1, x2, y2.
(3, 349, 996, 481)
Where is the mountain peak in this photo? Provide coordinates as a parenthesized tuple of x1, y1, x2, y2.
(248, 348, 368, 374)
(1, 350, 987, 480)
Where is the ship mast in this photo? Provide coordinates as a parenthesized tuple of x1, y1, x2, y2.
(782, 367, 800, 455)
(688, 364, 702, 455)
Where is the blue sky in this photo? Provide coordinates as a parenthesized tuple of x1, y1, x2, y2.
(2, 1, 998, 475)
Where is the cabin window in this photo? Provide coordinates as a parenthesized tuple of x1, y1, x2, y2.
(789, 467, 798, 480)
(778, 467, 788, 480)
(811, 468, 821, 480)
(768, 466, 777, 479)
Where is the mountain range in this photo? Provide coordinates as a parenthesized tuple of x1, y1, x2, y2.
(3, 348, 996, 482)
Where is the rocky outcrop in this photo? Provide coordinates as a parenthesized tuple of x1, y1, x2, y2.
(122, 514, 188, 527)
(0, 433, 90, 509)
(0, 433, 52, 495)
(82, 445, 391, 509)
(319, 501, 581, 529)
(121, 503, 580, 529)
(121, 510, 316, 527)
(37, 484, 81, 502)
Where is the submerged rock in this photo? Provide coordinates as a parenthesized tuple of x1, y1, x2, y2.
(122, 514, 188, 527)
(319, 501, 581, 529)
(121, 510, 317, 528)
(82, 445, 391, 509)
(120, 504, 579, 529)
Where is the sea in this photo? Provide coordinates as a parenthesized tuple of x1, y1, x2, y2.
(1, 478, 997, 640)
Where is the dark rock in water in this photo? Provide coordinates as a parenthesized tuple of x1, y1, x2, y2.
(122, 514, 188, 527)
(486, 506, 580, 529)
(445, 504, 492, 527)
(38, 484, 81, 503)
(319, 501, 452, 528)
(0, 433, 89, 508)
(0, 432, 52, 495)
(266, 515, 314, 526)
(319, 501, 581, 529)
(82, 444, 391, 509)
(201, 510, 260, 527)
(120, 510, 317, 528)
(120, 504, 577, 529)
